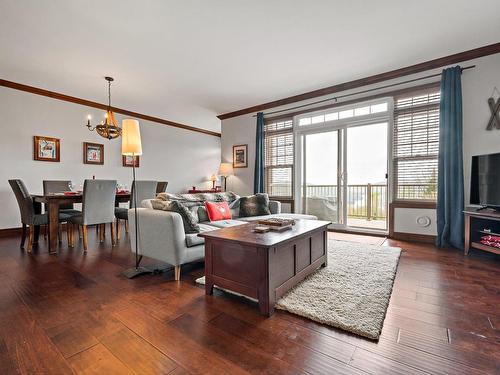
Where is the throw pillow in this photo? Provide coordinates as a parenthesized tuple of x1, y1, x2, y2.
(151, 199, 200, 233)
(205, 201, 232, 221)
(239, 193, 271, 217)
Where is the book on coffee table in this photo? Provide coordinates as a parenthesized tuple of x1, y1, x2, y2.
(257, 218, 295, 227)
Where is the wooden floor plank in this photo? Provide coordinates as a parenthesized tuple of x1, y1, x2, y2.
(0, 231, 498, 374)
(100, 327, 177, 375)
(67, 343, 134, 375)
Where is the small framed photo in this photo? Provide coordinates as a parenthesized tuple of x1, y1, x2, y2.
(83, 142, 104, 165)
(233, 144, 248, 168)
(122, 155, 140, 167)
(34, 136, 60, 162)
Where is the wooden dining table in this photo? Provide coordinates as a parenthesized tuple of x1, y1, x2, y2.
(33, 192, 131, 254)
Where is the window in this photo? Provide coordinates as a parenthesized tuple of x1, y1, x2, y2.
(264, 118, 294, 197)
(393, 86, 440, 200)
(298, 101, 388, 126)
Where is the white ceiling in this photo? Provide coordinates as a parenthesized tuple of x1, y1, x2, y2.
(1, 1, 500, 133)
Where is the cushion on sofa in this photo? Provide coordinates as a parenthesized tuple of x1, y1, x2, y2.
(205, 201, 232, 221)
(185, 223, 218, 247)
(151, 199, 200, 234)
(239, 193, 271, 217)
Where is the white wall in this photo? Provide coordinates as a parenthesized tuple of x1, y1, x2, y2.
(0, 87, 221, 229)
(221, 53, 500, 235)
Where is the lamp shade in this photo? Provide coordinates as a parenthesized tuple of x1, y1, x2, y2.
(218, 162, 233, 176)
(209, 174, 217, 182)
(121, 119, 142, 156)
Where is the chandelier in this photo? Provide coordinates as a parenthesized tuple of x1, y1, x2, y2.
(86, 76, 122, 139)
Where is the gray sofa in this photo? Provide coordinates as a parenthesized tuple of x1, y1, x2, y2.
(128, 192, 317, 280)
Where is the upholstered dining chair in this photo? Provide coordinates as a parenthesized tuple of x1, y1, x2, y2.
(67, 179, 117, 252)
(156, 181, 168, 194)
(115, 180, 157, 239)
(8, 179, 71, 252)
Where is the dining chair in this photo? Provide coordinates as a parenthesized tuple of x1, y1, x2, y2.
(156, 181, 168, 194)
(68, 179, 117, 252)
(8, 179, 71, 252)
(115, 180, 157, 239)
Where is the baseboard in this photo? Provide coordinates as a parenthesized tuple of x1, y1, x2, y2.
(328, 228, 387, 238)
(0, 227, 22, 237)
(390, 232, 436, 244)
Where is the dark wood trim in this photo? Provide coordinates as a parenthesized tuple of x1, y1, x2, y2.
(390, 232, 436, 244)
(218, 42, 500, 120)
(391, 200, 437, 209)
(0, 78, 221, 138)
(0, 227, 22, 238)
(264, 82, 441, 123)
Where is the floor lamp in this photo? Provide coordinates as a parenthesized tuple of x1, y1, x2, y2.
(121, 119, 151, 278)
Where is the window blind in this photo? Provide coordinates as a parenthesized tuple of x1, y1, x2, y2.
(393, 86, 440, 200)
(264, 118, 294, 198)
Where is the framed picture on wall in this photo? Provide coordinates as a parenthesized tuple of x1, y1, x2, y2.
(83, 142, 104, 165)
(233, 144, 248, 168)
(33, 136, 60, 162)
(122, 155, 140, 167)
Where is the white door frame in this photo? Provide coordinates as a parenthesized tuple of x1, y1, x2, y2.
(294, 98, 394, 233)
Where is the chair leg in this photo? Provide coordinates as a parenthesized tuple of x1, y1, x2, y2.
(20, 224, 27, 249)
(26, 225, 34, 253)
(174, 265, 181, 281)
(82, 225, 88, 252)
(116, 219, 121, 240)
(79, 225, 82, 239)
(67, 223, 73, 247)
(125, 220, 129, 233)
(110, 222, 116, 246)
(58, 225, 63, 244)
(34, 225, 40, 245)
(99, 224, 105, 243)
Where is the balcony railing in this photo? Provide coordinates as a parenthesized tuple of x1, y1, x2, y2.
(268, 183, 435, 223)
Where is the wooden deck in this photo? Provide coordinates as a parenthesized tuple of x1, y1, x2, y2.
(0, 228, 498, 374)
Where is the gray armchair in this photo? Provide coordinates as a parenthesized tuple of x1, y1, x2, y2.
(9, 179, 71, 252)
(68, 179, 117, 252)
(115, 180, 157, 239)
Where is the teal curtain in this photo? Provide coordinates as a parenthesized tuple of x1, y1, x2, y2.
(437, 66, 464, 249)
(254, 112, 265, 193)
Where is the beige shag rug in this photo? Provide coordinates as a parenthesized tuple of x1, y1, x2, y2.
(196, 240, 401, 340)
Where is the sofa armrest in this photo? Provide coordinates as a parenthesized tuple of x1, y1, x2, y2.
(128, 208, 189, 266)
(269, 200, 281, 214)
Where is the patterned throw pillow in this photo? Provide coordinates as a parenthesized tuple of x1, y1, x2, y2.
(205, 201, 232, 221)
(151, 199, 200, 233)
(239, 193, 271, 217)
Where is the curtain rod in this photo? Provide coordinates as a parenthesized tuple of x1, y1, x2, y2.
(253, 65, 475, 118)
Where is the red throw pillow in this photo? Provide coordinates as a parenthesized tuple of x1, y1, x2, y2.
(205, 201, 232, 221)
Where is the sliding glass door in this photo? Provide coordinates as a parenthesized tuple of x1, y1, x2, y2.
(296, 99, 391, 233)
(301, 130, 342, 224)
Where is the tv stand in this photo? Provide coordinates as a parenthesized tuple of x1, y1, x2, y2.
(475, 205, 499, 212)
(464, 207, 500, 256)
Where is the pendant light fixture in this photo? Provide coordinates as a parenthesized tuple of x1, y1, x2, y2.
(86, 76, 122, 140)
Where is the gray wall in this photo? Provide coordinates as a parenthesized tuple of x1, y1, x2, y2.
(221, 53, 500, 235)
(0, 87, 221, 229)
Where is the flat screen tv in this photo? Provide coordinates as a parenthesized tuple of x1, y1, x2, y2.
(470, 152, 500, 208)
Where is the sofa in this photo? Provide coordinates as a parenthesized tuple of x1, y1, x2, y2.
(127, 192, 317, 280)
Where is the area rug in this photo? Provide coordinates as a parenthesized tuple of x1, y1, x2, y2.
(196, 240, 401, 340)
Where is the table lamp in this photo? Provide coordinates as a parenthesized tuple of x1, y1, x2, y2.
(218, 162, 233, 192)
(121, 119, 148, 278)
(209, 174, 217, 190)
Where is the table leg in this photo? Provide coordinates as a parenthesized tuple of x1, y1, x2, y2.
(47, 200, 60, 254)
(257, 247, 273, 316)
(205, 241, 214, 295)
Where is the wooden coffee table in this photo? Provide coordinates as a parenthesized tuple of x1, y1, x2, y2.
(198, 219, 330, 316)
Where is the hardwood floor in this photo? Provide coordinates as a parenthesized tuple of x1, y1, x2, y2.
(0, 229, 498, 374)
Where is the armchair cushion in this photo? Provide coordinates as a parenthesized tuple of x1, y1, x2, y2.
(239, 193, 271, 217)
(151, 199, 200, 234)
(205, 201, 232, 221)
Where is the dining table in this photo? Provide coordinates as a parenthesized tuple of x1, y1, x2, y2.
(33, 191, 131, 254)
